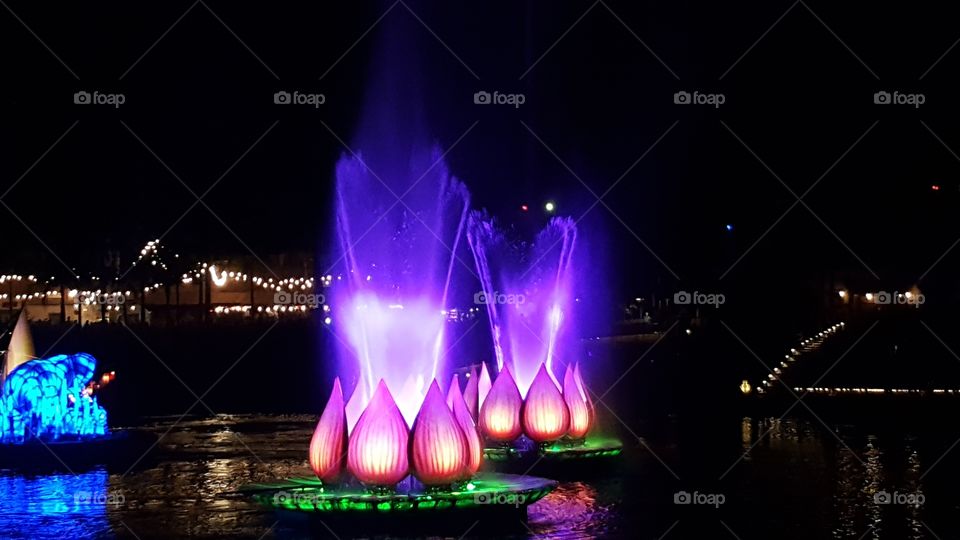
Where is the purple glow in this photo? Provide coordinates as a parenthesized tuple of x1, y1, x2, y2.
(331, 140, 470, 428)
(467, 215, 579, 393)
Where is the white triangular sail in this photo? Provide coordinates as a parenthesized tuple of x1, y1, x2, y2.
(2, 310, 36, 383)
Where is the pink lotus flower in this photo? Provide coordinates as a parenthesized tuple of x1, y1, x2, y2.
(448, 376, 482, 478)
(574, 362, 595, 425)
(347, 379, 409, 486)
(447, 373, 462, 409)
(478, 362, 492, 412)
(563, 365, 591, 439)
(411, 380, 468, 485)
(479, 366, 523, 442)
(309, 378, 348, 482)
(463, 368, 479, 418)
(523, 363, 570, 442)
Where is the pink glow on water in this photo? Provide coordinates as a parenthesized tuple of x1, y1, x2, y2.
(309, 378, 348, 482)
(411, 380, 468, 485)
(523, 363, 570, 442)
(347, 380, 409, 486)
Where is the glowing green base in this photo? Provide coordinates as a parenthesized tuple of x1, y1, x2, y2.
(540, 436, 624, 459)
(242, 472, 556, 513)
(482, 435, 623, 461)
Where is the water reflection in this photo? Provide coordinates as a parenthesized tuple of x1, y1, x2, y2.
(0, 415, 950, 539)
(740, 417, 939, 540)
(0, 468, 114, 539)
(528, 482, 616, 539)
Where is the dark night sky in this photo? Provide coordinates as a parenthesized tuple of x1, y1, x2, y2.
(2, 1, 960, 311)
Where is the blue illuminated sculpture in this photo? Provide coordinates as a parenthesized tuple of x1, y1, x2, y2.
(0, 353, 108, 444)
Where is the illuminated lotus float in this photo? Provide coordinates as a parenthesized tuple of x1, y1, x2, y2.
(243, 376, 556, 515)
(474, 361, 622, 463)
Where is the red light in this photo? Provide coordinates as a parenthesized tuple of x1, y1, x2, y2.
(932, 185, 941, 191)
(520, 204, 529, 212)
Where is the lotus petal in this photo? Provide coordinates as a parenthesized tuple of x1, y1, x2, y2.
(563, 365, 590, 439)
(309, 378, 348, 482)
(478, 362, 492, 410)
(347, 379, 409, 486)
(463, 368, 479, 419)
(523, 363, 570, 442)
(449, 376, 482, 478)
(574, 362, 594, 425)
(478, 366, 523, 442)
(411, 380, 468, 485)
(446, 373, 461, 409)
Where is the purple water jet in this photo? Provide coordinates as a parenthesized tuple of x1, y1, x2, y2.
(467, 213, 579, 393)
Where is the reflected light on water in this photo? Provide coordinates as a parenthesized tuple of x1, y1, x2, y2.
(0, 468, 112, 538)
(527, 482, 617, 538)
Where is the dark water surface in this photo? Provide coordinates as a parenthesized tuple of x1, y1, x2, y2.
(1, 413, 957, 539)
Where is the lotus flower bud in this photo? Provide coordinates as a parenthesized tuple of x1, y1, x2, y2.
(523, 363, 570, 442)
(347, 380, 409, 486)
(463, 368, 479, 418)
(478, 363, 492, 412)
(411, 380, 468, 485)
(479, 366, 523, 442)
(563, 365, 590, 439)
(309, 378, 348, 482)
(448, 376, 482, 478)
